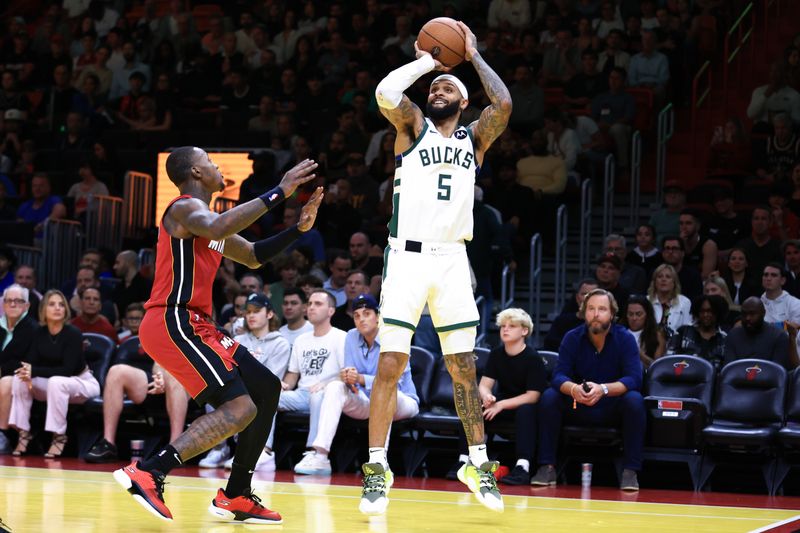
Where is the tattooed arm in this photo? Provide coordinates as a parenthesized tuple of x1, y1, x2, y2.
(457, 22, 512, 160)
(444, 352, 485, 445)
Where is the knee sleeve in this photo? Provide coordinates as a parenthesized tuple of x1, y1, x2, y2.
(439, 327, 476, 355)
(378, 322, 414, 354)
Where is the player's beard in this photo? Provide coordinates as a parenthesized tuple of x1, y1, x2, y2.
(426, 99, 461, 121)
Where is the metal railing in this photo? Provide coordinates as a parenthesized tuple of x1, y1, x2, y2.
(723, 2, 755, 108)
(602, 154, 615, 237)
(578, 179, 592, 279)
(500, 263, 516, 310)
(85, 195, 124, 251)
(655, 103, 674, 206)
(691, 61, 712, 162)
(553, 204, 568, 316)
(8, 245, 43, 291)
(627, 131, 642, 232)
(42, 219, 83, 291)
(528, 234, 542, 347)
(214, 197, 237, 213)
(123, 171, 153, 239)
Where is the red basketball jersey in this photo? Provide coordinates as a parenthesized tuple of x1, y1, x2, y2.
(145, 195, 224, 317)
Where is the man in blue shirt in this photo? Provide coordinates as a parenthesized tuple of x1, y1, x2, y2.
(530, 288, 646, 491)
(628, 30, 669, 103)
(293, 294, 419, 475)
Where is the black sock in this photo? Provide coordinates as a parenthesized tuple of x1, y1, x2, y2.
(140, 444, 183, 475)
(225, 462, 253, 498)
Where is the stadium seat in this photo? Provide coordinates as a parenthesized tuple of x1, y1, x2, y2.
(625, 87, 655, 131)
(699, 359, 787, 493)
(773, 368, 800, 495)
(537, 350, 559, 382)
(82, 333, 116, 391)
(642, 355, 715, 490)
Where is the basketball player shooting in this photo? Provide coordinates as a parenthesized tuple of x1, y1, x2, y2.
(360, 21, 512, 514)
(114, 147, 322, 524)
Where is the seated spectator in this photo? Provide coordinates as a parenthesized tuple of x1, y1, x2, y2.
(284, 202, 326, 263)
(71, 287, 119, 343)
(222, 290, 251, 337)
(591, 67, 635, 170)
(626, 224, 661, 281)
(704, 275, 741, 330)
(544, 278, 599, 352)
(267, 254, 299, 322)
(488, 0, 532, 31)
(597, 29, 630, 75)
(508, 65, 544, 132)
(13, 265, 41, 313)
(8, 290, 101, 457)
(707, 188, 751, 253)
(278, 290, 347, 465)
(575, 16, 601, 51)
(0, 284, 37, 452)
(604, 233, 647, 294)
(783, 240, 800, 299)
(628, 30, 669, 102)
(248, 95, 278, 135)
(755, 113, 800, 183)
(66, 264, 116, 324)
(331, 270, 370, 332)
(16, 173, 66, 241)
(117, 302, 144, 344)
(649, 180, 686, 241)
(111, 250, 152, 323)
(668, 295, 728, 368)
(67, 161, 110, 219)
(540, 28, 580, 87)
(543, 108, 581, 175)
(760, 263, 800, 329)
(736, 206, 783, 283)
(746, 62, 800, 133)
(620, 294, 666, 368)
(85, 346, 186, 463)
(296, 294, 418, 475)
(323, 251, 352, 308)
(648, 263, 693, 337)
(723, 297, 795, 369)
(708, 117, 751, 176)
(679, 209, 718, 279)
(769, 183, 800, 241)
(595, 253, 630, 315)
(349, 232, 383, 281)
(531, 289, 645, 491)
(118, 96, 171, 131)
(787, 45, 800, 91)
(109, 41, 151, 101)
(74, 44, 113, 97)
(720, 247, 759, 306)
(565, 50, 608, 111)
(661, 236, 703, 301)
(279, 288, 313, 350)
(517, 129, 568, 198)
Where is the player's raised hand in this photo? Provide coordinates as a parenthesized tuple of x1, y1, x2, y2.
(278, 158, 318, 197)
(414, 40, 451, 72)
(298, 186, 324, 232)
(455, 21, 478, 61)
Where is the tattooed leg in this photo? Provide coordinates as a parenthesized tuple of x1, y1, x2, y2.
(443, 352, 484, 446)
(170, 395, 256, 461)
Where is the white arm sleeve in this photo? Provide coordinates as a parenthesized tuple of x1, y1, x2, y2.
(375, 54, 436, 110)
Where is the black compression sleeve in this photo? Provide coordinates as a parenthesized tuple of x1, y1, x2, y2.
(253, 225, 303, 264)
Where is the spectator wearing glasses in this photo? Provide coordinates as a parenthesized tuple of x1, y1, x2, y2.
(118, 302, 144, 344)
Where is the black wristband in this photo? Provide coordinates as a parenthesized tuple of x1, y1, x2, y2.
(253, 224, 303, 264)
(258, 186, 285, 210)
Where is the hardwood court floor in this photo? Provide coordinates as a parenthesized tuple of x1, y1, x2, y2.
(1, 462, 799, 533)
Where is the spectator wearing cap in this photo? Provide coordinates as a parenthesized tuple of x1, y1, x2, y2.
(647, 263, 693, 337)
(736, 206, 783, 285)
(648, 180, 686, 241)
(679, 209, 718, 279)
(707, 187, 751, 253)
(16, 173, 66, 241)
(760, 263, 800, 330)
(723, 297, 795, 370)
(0, 248, 15, 293)
(595, 253, 630, 317)
(331, 270, 370, 331)
(604, 234, 647, 294)
(293, 293, 419, 476)
(769, 183, 800, 241)
(235, 293, 291, 382)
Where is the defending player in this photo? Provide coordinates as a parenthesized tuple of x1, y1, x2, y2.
(360, 21, 512, 514)
(114, 147, 322, 524)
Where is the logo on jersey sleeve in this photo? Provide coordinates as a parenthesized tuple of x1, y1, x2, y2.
(208, 239, 225, 254)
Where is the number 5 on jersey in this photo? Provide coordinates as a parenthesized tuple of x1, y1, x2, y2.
(437, 174, 451, 201)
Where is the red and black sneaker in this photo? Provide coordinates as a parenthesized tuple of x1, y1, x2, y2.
(113, 462, 173, 521)
(208, 488, 283, 524)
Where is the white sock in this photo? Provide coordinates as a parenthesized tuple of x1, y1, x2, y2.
(458, 454, 469, 464)
(516, 459, 530, 472)
(468, 444, 489, 466)
(368, 447, 388, 467)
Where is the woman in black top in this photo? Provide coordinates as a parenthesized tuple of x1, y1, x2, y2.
(9, 290, 100, 457)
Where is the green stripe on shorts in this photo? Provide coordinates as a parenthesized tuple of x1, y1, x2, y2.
(384, 317, 417, 332)
(435, 320, 480, 333)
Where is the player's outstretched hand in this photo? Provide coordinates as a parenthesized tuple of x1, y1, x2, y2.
(278, 158, 318, 197)
(414, 40, 451, 72)
(298, 186, 324, 233)
(455, 21, 478, 61)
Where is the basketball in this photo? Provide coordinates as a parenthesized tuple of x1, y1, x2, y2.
(417, 17, 466, 68)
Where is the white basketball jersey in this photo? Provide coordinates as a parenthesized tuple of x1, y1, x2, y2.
(389, 118, 478, 243)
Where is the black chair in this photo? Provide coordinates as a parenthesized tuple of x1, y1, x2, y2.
(642, 355, 715, 490)
(537, 350, 559, 382)
(82, 333, 116, 391)
(409, 346, 436, 410)
(774, 368, 800, 495)
(699, 359, 787, 493)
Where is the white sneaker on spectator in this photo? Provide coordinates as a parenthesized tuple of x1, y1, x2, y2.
(0, 432, 10, 454)
(294, 450, 331, 475)
(255, 449, 276, 472)
(199, 445, 230, 468)
(223, 456, 234, 470)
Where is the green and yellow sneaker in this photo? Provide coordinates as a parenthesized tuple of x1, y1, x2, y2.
(358, 462, 394, 515)
(457, 460, 504, 513)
